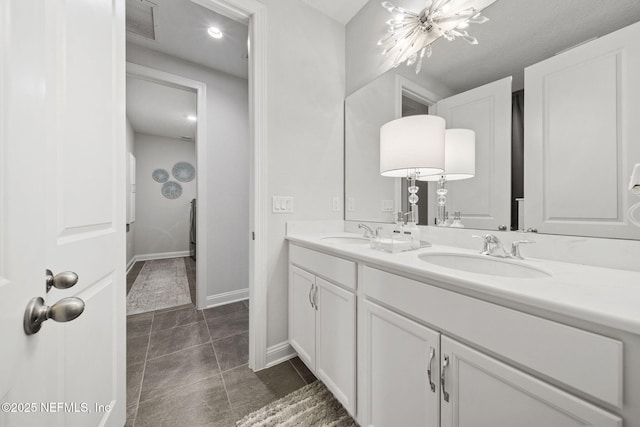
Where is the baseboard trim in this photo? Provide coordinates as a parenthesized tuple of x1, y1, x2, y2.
(134, 251, 191, 262)
(126, 257, 136, 274)
(205, 288, 249, 309)
(266, 341, 296, 368)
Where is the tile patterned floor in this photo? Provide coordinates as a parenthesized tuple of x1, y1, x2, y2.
(127, 258, 192, 315)
(126, 266, 315, 427)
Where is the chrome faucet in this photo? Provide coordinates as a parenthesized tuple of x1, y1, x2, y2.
(473, 234, 536, 259)
(510, 240, 535, 259)
(472, 234, 510, 258)
(358, 223, 375, 238)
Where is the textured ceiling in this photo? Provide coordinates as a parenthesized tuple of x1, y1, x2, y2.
(415, 0, 640, 92)
(301, 0, 369, 24)
(126, 76, 197, 140)
(126, 0, 248, 79)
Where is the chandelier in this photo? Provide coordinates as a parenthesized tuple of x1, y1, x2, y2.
(378, 0, 492, 73)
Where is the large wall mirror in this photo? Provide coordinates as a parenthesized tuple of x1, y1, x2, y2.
(345, 0, 640, 239)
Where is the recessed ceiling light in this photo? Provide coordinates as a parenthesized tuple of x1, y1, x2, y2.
(207, 27, 223, 39)
(187, 115, 197, 122)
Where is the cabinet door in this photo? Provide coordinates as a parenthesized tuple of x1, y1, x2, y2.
(440, 336, 621, 427)
(524, 22, 640, 239)
(359, 299, 440, 427)
(289, 265, 316, 369)
(316, 277, 356, 415)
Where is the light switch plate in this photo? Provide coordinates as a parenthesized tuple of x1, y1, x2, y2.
(273, 196, 294, 213)
(381, 200, 394, 212)
(332, 197, 340, 212)
(347, 197, 355, 212)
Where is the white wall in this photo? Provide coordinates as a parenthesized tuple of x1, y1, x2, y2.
(133, 133, 196, 257)
(263, 0, 345, 348)
(127, 45, 250, 300)
(125, 118, 136, 267)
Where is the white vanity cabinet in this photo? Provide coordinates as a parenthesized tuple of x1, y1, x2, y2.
(288, 245, 357, 415)
(288, 243, 627, 426)
(360, 265, 623, 427)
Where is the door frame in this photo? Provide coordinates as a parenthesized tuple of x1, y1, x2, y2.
(189, 0, 268, 370)
(126, 62, 209, 310)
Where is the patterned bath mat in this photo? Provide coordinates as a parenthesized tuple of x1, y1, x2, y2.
(126, 258, 191, 315)
(237, 381, 357, 427)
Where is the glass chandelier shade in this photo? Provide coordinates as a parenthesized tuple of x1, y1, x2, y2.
(378, 0, 493, 73)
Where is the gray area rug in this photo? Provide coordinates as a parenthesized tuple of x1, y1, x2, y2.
(126, 258, 191, 315)
(237, 381, 358, 427)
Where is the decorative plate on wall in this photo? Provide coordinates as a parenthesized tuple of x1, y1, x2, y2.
(152, 168, 170, 183)
(161, 181, 182, 199)
(172, 161, 196, 182)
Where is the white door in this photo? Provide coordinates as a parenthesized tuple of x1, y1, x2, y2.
(432, 77, 512, 230)
(315, 277, 356, 415)
(0, 1, 126, 426)
(440, 336, 621, 427)
(288, 265, 316, 369)
(359, 299, 440, 427)
(524, 21, 640, 239)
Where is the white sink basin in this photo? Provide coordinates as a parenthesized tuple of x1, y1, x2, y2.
(418, 252, 551, 279)
(321, 236, 370, 245)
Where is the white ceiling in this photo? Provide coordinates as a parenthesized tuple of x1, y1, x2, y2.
(301, 0, 369, 24)
(126, 0, 249, 79)
(413, 0, 640, 92)
(126, 76, 197, 140)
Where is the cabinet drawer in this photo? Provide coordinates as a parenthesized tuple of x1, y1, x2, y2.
(290, 244, 356, 290)
(362, 266, 623, 408)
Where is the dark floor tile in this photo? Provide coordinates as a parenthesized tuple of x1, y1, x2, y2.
(205, 310, 249, 340)
(127, 312, 153, 338)
(152, 305, 203, 332)
(213, 332, 249, 372)
(147, 320, 210, 360)
(223, 362, 305, 413)
(203, 301, 247, 320)
(127, 362, 144, 407)
(289, 356, 317, 384)
(127, 334, 149, 367)
(139, 343, 219, 402)
(136, 376, 230, 427)
(153, 302, 193, 315)
(125, 404, 137, 427)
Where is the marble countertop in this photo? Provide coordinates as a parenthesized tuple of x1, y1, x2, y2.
(287, 231, 640, 336)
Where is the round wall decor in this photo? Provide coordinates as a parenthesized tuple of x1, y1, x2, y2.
(161, 181, 182, 199)
(152, 168, 170, 183)
(172, 161, 196, 182)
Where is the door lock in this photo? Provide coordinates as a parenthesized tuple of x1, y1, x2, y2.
(46, 269, 79, 293)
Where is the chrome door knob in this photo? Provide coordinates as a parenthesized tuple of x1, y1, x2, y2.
(24, 296, 85, 335)
(46, 269, 79, 293)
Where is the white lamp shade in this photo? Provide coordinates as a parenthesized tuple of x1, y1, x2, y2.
(418, 128, 475, 181)
(380, 115, 445, 178)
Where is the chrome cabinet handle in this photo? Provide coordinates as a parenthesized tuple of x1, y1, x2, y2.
(46, 269, 79, 293)
(24, 296, 85, 335)
(308, 283, 315, 309)
(313, 285, 318, 311)
(441, 354, 450, 402)
(427, 347, 436, 392)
